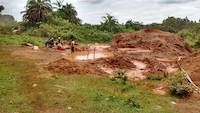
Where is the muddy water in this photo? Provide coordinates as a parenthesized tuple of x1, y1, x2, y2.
(66, 51, 113, 61)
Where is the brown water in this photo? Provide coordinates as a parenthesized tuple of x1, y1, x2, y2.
(66, 51, 113, 61)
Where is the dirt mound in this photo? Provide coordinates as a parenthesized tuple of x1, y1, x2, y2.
(181, 52, 200, 86)
(95, 55, 136, 69)
(46, 58, 104, 75)
(112, 29, 192, 56)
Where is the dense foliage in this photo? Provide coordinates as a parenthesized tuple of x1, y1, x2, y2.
(178, 24, 200, 49)
(55, 2, 81, 24)
(169, 71, 194, 97)
(146, 17, 195, 33)
(1, 1, 200, 46)
(21, 0, 52, 24)
(0, 5, 4, 13)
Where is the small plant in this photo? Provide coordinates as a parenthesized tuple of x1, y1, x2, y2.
(110, 69, 134, 93)
(169, 71, 194, 97)
(111, 69, 128, 85)
(124, 97, 141, 110)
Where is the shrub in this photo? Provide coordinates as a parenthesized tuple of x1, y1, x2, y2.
(111, 69, 128, 85)
(124, 97, 141, 110)
(23, 18, 113, 44)
(178, 24, 200, 49)
(169, 71, 194, 97)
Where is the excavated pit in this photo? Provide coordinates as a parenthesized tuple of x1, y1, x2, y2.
(46, 29, 195, 80)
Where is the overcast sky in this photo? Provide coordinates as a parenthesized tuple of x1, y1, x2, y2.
(0, 0, 200, 24)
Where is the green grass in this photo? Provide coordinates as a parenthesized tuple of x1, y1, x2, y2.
(0, 46, 180, 113)
(0, 34, 45, 47)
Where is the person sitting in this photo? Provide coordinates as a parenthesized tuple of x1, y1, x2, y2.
(57, 42, 69, 51)
(46, 37, 54, 48)
(56, 36, 62, 45)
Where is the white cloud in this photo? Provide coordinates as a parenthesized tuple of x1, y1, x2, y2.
(0, 0, 200, 24)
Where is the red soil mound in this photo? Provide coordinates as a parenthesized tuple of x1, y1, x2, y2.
(181, 52, 200, 86)
(46, 58, 104, 75)
(95, 55, 136, 69)
(112, 29, 192, 56)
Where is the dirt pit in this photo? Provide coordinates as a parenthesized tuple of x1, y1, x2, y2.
(46, 29, 195, 80)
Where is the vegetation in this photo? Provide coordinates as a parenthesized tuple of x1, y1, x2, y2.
(21, 0, 52, 24)
(125, 19, 143, 31)
(0, 5, 4, 13)
(55, 2, 81, 24)
(147, 73, 167, 81)
(0, 34, 45, 46)
(178, 24, 200, 49)
(169, 71, 194, 98)
(0, 47, 179, 113)
(1, 1, 200, 46)
(100, 13, 119, 33)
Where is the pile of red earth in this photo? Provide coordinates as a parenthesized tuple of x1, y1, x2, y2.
(180, 52, 200, 86)
(46, 56, 137, 75)
(112, 29, 192, 56)
(46, 58, 104, 75)
(95, 55, 136, 69)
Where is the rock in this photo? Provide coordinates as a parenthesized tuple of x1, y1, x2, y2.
(32, 84, 38, 87)
(68, 106, 72, 110)
(57, 89, 62, 93)
(171, 101, 177, 105)
(33, 46, 39, 50)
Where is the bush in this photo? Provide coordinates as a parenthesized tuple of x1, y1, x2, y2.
(23, 17, 113, 44)
(178, 24, 200, 49)
(111, 69, 128, 84)
(169, 71, 194, 97)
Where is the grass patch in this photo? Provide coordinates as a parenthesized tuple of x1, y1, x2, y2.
(147, 73, 167, 81)
(0, 46, 179, 113)
(0, 34, 45, 47)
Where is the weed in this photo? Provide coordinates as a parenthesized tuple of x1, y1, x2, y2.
(169, 71, 194, 97)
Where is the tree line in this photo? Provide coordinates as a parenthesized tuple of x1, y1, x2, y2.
(0, 0, 198, 33)
(0, 0, 199, 47)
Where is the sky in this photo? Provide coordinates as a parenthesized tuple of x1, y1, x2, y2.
(0, 0, 200, 24)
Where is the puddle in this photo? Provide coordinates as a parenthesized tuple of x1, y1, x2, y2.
(66, 51, 113, 61)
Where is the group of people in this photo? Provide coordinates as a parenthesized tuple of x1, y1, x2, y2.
(45, 36, 75, 52)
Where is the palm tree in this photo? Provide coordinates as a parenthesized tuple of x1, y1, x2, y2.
(22, 0, 52, 24)
(125, 19, 134, 28)
(53, 0, 64, 9)
(101, 13, 118, 32)
(0, 5, 4, 13)
(58, 3, 81, 24)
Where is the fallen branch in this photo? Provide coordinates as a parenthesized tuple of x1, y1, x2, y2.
(177, 57, 200, 91)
